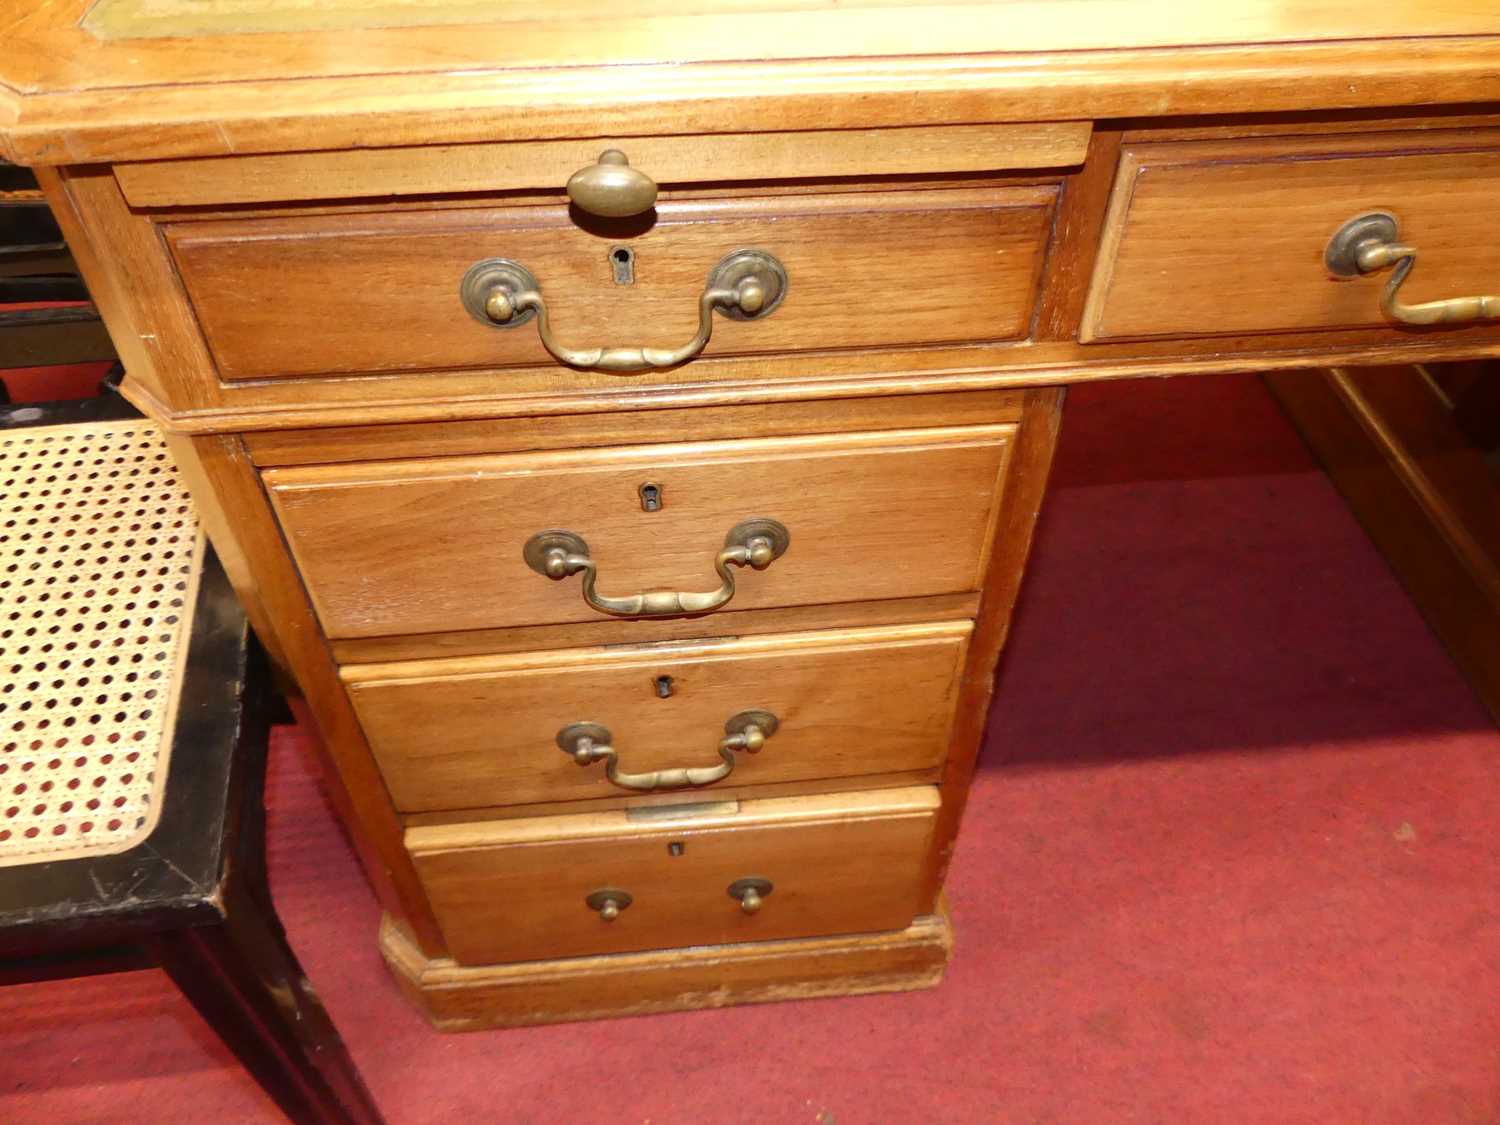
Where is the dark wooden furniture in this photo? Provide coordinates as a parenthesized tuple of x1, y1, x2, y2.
(0, 393, 384, 1123)
(1, 158, 113, 368)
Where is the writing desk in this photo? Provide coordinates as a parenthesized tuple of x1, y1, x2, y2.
(4, 0, 1499, 1028)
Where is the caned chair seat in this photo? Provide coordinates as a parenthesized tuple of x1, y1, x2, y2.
(0, 396, 384, 1125)
(0, 419, 201, 865)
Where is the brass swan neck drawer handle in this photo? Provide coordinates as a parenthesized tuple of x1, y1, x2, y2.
(566, 149, 658, 217)
(523, 517, 790, 618)
(460, 249, 787, 373)
(1326, 211, 1500, 326)
(557, 709, 779, 792)
(728, 877, 773, 914)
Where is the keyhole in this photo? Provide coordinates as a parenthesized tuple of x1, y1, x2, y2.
(639, 481, 663, 512)
(653, 675, 674, 699)
(610, 245, 635, 285)
(668, 841, 685, 857)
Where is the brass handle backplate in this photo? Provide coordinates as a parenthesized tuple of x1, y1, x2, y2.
(728, 877, 773, 914)
(460, 249, 788, 373)
(566, 149, 658, 217)
(557, 709, 778, 792)
(523, 517, 789, 618)
(1326, 211, 1500, 325)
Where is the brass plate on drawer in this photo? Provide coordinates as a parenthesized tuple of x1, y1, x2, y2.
(626, 800, 741, 823)
(406, 786, 940, 965)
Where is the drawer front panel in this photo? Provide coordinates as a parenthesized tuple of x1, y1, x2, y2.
(265, 425, 1014, 639)
(346, 622, 970, 812)
(166, 187, 1054, 381)
(408, 787, 940, 964)
(1083, 131, 1500, 341)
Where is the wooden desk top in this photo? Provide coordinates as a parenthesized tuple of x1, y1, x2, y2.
(4, 1, 1500, 163)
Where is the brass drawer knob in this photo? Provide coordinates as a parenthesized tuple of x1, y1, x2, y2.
(523, 517, 789, 618)
(566, 149, 658, 218)
(1326, 211, 1500, 325)
(728, 877, 773, 914)
(459, 249, 788, 373)
(585, 888, 633, 921)
(557, 709, 779, 792)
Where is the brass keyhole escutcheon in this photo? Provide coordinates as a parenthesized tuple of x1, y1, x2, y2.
(610, 245, 636, 285)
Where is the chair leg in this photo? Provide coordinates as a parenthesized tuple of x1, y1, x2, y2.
(151, 905, 386, 1125)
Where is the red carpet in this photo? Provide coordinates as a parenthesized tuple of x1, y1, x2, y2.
(3, 373, 1497, 1122)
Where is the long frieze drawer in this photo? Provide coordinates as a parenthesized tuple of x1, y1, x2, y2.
(164, 186, 1055, 381)
(407, 787, 940, 965)
(344, 622, 971, 813)
(1082, 129, 1500, 342)
(263, 425, 1015, 639)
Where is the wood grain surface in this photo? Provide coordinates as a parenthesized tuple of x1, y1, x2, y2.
(38, 120, 1497, 439)
(8, 3, 1500, 164)
(117, 123, 1090, 207)
(167, 188, 1055, 381)
(167, 433, 449, 956)
(329, 592, 981, 666)
(919, 386, 1064, 908)
(379, 906, 951, 1030)
(243, 389, 1029, 467)
(346, 622, 970, 812)
(407, 786, 939, 964)
(264, 425, 1015, 638)
(1083, 130, 1500, 341)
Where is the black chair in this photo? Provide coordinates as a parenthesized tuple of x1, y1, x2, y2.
(0, 391, 384, 1124)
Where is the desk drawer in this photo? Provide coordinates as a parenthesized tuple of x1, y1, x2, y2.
(167, 187, 1054, 382)
(1082, 129, 1500, 342)
(407, 787, 940, 965)
(345, 622, 969, 813)
(264, 425, 1014, 640)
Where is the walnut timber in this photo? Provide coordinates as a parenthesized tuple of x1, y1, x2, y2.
(7, 0, 1500, 1027)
